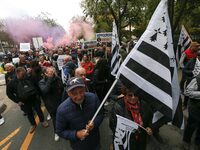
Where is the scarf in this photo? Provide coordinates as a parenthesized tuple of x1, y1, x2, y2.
(125, 100, 143, 140)
(125, 100, 143, 127)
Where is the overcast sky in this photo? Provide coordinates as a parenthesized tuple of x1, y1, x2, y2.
(0, 0, 83, 30)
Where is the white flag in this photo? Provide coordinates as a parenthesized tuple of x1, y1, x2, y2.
(114, 115, 138, 150)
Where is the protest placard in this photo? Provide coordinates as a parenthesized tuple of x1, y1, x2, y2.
(20, 43, 30, 52)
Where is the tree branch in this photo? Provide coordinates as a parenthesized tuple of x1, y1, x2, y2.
(120, 0, 129, 18)
(103, 0, 118, 23)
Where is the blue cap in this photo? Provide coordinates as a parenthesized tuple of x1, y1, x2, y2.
(66, 77, 85, 92)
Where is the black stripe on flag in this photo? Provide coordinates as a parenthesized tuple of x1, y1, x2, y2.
(120, 74, 172, 119)
(185, 41, 191, 50)
(126, 59, 172, 96)
(183, 36, 189, 46)
(138, 41, 170, 69)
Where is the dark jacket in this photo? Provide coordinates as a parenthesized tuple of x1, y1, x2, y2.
(183, 58, 196, 80)
(5, 70, 16, 85)
(6, 77, 20, 103)
(38, 76, 63, 114)
(109, 99, 153, 150)
(93, 58, 111, 101)
(56, 92, 104, 150)
(6, 76, 39, 103)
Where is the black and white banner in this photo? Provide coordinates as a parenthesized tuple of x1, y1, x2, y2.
(114, 115, 138, 150)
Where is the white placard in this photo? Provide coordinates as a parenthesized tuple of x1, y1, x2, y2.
(57, 55, 66, 70)
(32, 37, 43, 49)
(82, 40, 97, 48)
(12, 58, 20, 64)
(20, 43, 30, 52)
(114, 115, 138, 150)
(96, 32, 112, 42)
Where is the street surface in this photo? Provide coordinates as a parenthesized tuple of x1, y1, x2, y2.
(0, 72, 197, 150)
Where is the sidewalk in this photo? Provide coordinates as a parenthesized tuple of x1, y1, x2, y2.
(147, 124, 184, 150)
(0, 74, 5, 86)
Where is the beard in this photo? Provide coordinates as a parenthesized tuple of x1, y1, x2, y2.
(74, 99, 84, 105)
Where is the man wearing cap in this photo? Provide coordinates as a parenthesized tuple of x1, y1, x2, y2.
(56, 77, 103, 150)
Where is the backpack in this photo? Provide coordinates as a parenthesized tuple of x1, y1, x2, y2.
(17, 79, 37, 101)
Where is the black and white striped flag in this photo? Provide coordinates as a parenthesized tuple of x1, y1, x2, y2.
(116, 0, 174, 120)
(176, 25, 192, 65)
(111, 21, 121, 76)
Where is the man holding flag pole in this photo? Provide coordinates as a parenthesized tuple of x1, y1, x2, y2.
(87, 0, 183, 149)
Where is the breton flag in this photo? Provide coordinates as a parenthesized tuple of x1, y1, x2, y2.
(176, 25, 192, 65)
(111, 21, 121, 76)
(116, 0, 173, 120)
(114, 115, 138, 150)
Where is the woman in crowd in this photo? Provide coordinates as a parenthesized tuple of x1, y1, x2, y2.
(81, 54, 94, 80)
(109, 84, 153, 150)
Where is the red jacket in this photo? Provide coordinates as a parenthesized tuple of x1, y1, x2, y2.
(81, 61, 94, 75)
(184, 49, 197, 62)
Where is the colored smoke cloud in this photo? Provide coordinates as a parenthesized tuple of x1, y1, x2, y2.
(3, 16, 94, 49)
(43, 37, 54, 50)
(68, 19, 94, 41)
(4, 17, 65, 45)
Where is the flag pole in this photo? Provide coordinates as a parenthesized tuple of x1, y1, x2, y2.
(133, 121, 148, 132)
(91, 78, 119, 123)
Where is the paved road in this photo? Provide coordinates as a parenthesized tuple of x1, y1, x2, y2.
(0, 72, 197, 150)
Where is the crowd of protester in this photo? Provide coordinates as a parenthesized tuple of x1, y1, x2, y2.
(1, 39, 200, 150)
(0, 43, 126, 149)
